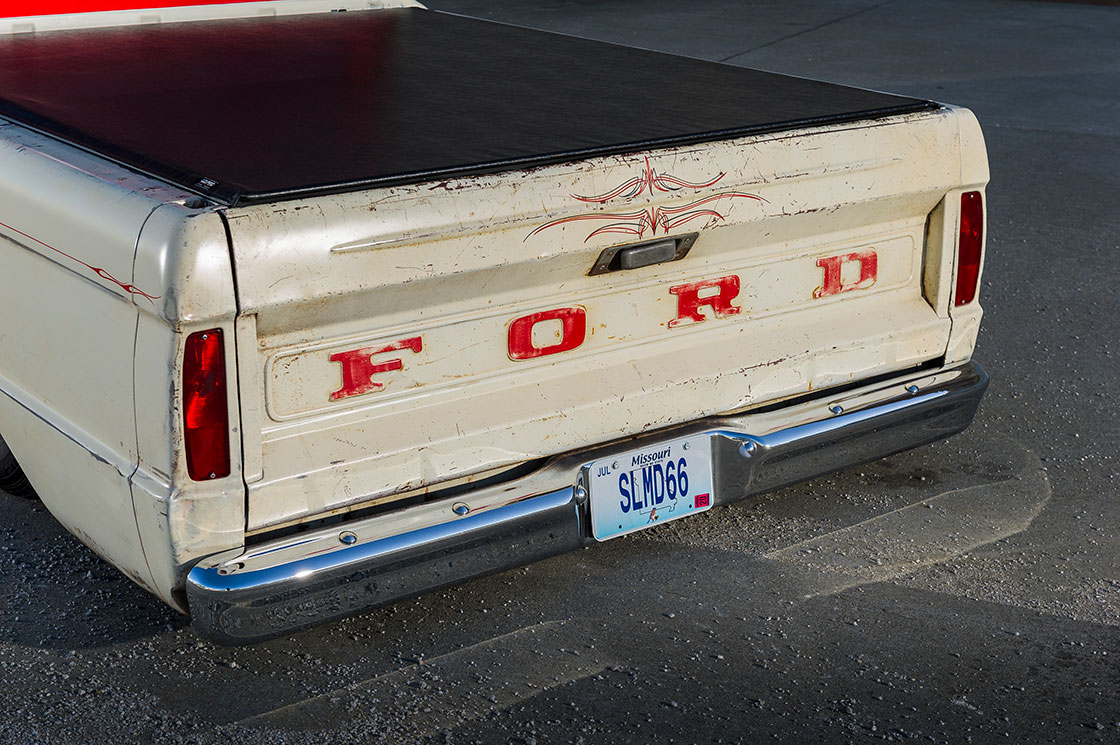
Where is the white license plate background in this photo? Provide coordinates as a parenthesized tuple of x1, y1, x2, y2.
(588, 435, 713, 540)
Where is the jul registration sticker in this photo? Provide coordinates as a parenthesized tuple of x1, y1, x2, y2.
(588, 434, 714, 540)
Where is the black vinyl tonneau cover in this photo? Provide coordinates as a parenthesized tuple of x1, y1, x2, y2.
(0, 8, 935, 206)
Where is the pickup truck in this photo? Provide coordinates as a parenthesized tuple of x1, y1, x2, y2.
(0, 0, 989, 644)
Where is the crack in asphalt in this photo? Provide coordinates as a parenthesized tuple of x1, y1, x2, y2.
(228, 620, 612, 740)
(718, 0, 899, 63)
(764, 437, 1052, 600)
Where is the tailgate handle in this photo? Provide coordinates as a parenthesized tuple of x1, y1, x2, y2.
(588, 233, 698, 276)
(621, 240, 677, 269)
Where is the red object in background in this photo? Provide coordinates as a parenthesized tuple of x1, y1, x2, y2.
(954, 191, 984, 307)
(3, 0, 256, 18)
(183, 329, 231, 482)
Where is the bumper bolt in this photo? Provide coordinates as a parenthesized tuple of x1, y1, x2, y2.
(339, 531, 358, 545)
(216, 562, 243, 576)
(829, 405, 844, 415)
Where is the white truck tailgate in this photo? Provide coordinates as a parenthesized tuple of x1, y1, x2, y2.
(226, 110, 964, 530)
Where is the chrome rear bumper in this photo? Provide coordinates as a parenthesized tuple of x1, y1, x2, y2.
(188, 361, 987, 644)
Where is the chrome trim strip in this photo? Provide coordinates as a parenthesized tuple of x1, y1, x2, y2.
(187, 361, 987, 644)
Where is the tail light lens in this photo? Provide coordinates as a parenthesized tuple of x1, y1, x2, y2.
(183, 329, 230, 481)
(954, 191, 984, 307)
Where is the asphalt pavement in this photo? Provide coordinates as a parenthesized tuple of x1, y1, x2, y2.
(1, 1, 1117, 743)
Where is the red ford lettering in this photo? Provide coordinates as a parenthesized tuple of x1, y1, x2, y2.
(508, 307, 587, 360)
(668, 275, 742, 328)
(813, 250, 878, 298)
(329, 336, 423, 401)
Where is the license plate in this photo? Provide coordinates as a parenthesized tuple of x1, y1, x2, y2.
(587, 434, 714, 541)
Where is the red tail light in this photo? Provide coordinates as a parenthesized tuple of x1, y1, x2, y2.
(954, 191, 984, 307)
(183, 329, 230, 481)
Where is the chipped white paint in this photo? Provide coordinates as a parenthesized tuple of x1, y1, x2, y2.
(227, 107, 987, 531)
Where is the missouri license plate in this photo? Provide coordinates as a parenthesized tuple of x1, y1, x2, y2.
(588, 434, 714, 541)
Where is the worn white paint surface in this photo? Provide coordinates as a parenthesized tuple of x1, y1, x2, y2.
(0, 80, 987, 608)
(0, 123, 244, 609)
(130, 205, 244, 608)
(225, 106, 988, 531)
(0, 123, 188, 597)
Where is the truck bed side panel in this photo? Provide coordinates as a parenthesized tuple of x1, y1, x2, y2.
(0, 123, 162, 590)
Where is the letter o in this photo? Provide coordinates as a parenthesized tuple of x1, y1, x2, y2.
(508, 307, 587, 360)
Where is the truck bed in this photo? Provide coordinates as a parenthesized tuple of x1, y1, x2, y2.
(0, 7, 934, 205)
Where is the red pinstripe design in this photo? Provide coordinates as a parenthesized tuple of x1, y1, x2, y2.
(529, 159, 763, 243)
(0, 218, 160, 302)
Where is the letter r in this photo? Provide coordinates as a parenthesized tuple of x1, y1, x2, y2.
(668, 275, 742, 328)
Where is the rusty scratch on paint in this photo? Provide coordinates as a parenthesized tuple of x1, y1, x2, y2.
(527, 157, 764, 242)
(0, 218, 160, 302)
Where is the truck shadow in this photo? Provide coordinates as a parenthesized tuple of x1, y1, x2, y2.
(0, 432, 1083, 745)
(0, 433, 1044, 656)
(0, 494, 186, 651)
